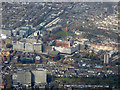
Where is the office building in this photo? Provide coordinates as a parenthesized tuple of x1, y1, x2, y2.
(13, 41, 25, 51)
(13, 71, 31, 86)
(33, 43, 43, 53)
(18, 25, 34, 38)
(13, 38, 43, 53)
(104, 53, 110, 64)
(12, 69, 46, 87)
(32, 69, 46, 84)
(25, 43, 34, 52)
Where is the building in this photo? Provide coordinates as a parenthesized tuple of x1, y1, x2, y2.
(54, 40, 80, 54)
(56, 40, 70, 48)
(32, 69, 46, 85)
(25, 43, 34, 52)
(13, 41, 25, 51)
(20, 57, 34, 64)
(1, 28, 12, 37)
(13, 38, 43, 53)
(79, 44, 85, 51)
(12, 69, 47, 87)
(33, 43, 43, 53)
(25, 38, 37, 43)
(48, 50, 59, 57)
(35, 56, 41, 64)
(17, 25, 34, 38)
(34, 30, 43, 37)
(104, 53, 110, 64)
(13, 71, 31, 86)
(90, 43, 117, 51)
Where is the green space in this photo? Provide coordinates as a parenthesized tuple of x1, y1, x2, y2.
(55, 75, 119, 87)
(54, 30, 74, 37)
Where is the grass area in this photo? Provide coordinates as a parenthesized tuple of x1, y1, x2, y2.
(56, 77, 80, 85)
(54, 30, 74, 37)
(55, 75, 119, 87)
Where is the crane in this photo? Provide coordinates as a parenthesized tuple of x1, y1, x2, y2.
(66, 21, 69, 41)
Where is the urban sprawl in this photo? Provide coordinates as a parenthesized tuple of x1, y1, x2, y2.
(0, 2, 119, 89)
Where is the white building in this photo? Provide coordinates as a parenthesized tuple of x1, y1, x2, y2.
(104, 53, 110, 64)
(13, 41, 25, 51)
(54, 40, 80, 54)
(13, 38, 43, 53)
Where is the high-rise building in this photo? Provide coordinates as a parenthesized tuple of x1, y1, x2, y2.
(33, 43, 43, 53)
(13, 39, 43, 53)
(104, 53, 109, 64)
(25, 43, 34, 52)
(13, 41, 25, 51)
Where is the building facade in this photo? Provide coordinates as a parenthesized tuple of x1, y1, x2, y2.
(12, 69, 46, 87)
(13, 40, 43, 53)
